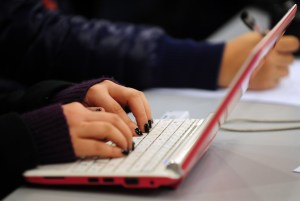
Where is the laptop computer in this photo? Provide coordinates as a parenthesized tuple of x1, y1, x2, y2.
(23, 4, 297, 189)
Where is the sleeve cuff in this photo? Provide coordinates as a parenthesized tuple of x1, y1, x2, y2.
(21, 104, 76, 164)
(154, 36, 225, 90)
(52, 77, 112, 104)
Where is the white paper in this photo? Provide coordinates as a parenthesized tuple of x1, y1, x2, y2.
(293, 166, 300, 173)
(147, 59, 300, 106)
(242, 59, 300, 106)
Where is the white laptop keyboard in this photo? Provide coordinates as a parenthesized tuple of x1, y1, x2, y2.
(70, 118, 203, 173)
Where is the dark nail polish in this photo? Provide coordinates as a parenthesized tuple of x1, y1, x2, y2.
(144, 123, 150, 133)
(135, 128, 143, 136)
(132, 141, 135, 151)
(121, 149, 130, 156)
(148, 120, 152, 128)
(95, 108, 101, 111)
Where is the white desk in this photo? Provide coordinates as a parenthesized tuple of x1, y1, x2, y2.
(4, 89, 300, 201)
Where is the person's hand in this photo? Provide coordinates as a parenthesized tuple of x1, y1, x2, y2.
(218, 32, 299, 90)
(249, 34, 299, 90)
(83, 80, 152, 135)
(62, 102, 133, 158)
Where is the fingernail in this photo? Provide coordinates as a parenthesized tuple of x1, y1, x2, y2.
(95, 108, 102, 111)
(148, 119, 153, 128)
(135, 128, 143, 136)
(132, 141, 135, 151)
(144, 123, 150, 133)
(121, 150, 130, 156)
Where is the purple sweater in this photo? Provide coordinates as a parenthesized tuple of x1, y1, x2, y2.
(21, 78, 105, 164)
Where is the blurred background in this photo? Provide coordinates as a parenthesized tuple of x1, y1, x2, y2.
(57, 0, 300, 42)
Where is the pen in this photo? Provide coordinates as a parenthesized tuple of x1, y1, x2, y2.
(240, 11, 266, 35)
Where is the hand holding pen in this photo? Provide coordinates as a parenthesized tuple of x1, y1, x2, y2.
(238, 10, 299, 90)
(218, 12, 299, 90)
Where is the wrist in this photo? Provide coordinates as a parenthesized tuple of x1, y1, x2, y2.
(53, 77, 115, 104)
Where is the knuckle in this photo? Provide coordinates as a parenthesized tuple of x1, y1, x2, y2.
(101, 121, 114, 133)
(102, 79, 113, 85)
(70, 102, 83, 110)
(88, 85, 98, 93)
(106, 113, 124, 126)
(93, 142, 104, 154)
(111, 113, 121, 122)
(128, 88, 143, 98)
(137, 90, 145, 97)
(110, 104, 124, 114)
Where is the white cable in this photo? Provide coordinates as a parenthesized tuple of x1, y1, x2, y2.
(220, 118, 300, 132)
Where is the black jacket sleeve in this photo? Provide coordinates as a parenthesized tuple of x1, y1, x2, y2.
(0, 0, 224, 91)
(0, 80, 73, 113)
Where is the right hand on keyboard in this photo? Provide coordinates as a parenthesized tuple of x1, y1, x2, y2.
(62, 102, 133, 158)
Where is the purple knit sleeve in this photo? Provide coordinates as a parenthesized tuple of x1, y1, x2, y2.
(52, 77, 114, 104)
(21, 104, 76, 164)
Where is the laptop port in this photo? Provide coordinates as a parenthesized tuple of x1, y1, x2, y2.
(88, 177, 99, 183)
(125, 177, 139, 185)
(103, 177, 114, 183)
